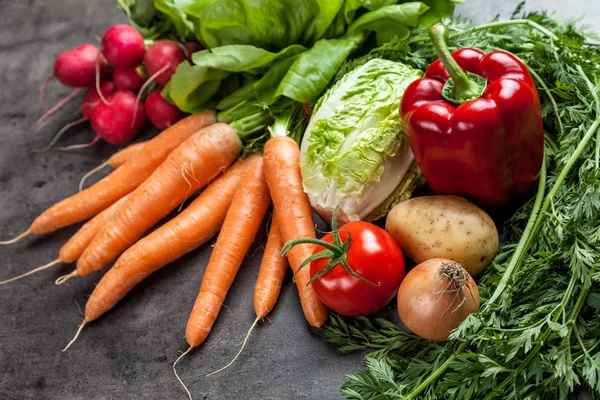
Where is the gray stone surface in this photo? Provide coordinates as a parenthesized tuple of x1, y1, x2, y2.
(0, 1, 597, 399)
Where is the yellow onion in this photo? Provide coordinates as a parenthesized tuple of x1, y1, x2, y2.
(397, 258, 480, 341)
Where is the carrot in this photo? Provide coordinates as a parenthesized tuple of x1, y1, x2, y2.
(57, 122, 241, 285)
(185, 155, 270, 347)
(253, 211, 288, 319)
(263, 136, 328, 328)
(172, 155, 270, 397)
(83, 157, 251, 322)
(78, 141, 147, 191)
(208, 211, 288, 376)
(0, 111, 215, 245)
(0, 195, 130, 285)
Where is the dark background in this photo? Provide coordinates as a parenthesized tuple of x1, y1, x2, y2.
(0, 1, 597, 399)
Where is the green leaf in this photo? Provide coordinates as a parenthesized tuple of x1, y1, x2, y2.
(153, 0, 195, 41)
(191, 44, 306, 73)
(347, 2, 430, 45)
(269, 33, 365, 104)
(418, 0, 464, 27)
(166, 61, 229, 113)
(254, 54, 302, 104)
(181, 0, 344, 49)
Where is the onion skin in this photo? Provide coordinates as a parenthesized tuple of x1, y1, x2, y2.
(397, 258, 480, 341)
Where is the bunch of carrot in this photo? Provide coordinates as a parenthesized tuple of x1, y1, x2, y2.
(0, 110, 328, 397)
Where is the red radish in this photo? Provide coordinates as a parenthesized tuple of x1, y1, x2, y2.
(183, 41, 203, 63)
(82, 81, 116, 119)
(91, 90, 146, 145)
(101, 24, 145, 68)
(145, 89, 185, 129)
(143, 40, 186, 86)
(34, 82, 117, 153)
(114, 66, 147, 92)
(53, 44, 106, 87)
(39, 44, 108, 124)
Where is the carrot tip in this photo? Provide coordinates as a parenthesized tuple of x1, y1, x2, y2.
(173, 345, 194, 400)
(79, 161, 109, 192)
(0, 259, 61, 285)
(206, 317, 260, 377)
(62, 320, 87, 352)
(0, 229, 31, 245)
(55, 270, 79, 285)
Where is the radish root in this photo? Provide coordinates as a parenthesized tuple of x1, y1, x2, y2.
(40, 72, 54, 112)
(0, 259, 62, 285)
(36, 88, 83, 126)
(207, 317, 259, 377)
(33, 117, 88, 153)
(96, 58, 110, 105)
(62, 320, 87, 352)
(56, 135, 100, 152)
(173, 345, 194, 400)
(132, 64, 169, 128)
(79, 161, 109, 192)
(55, 270, 79, 285)
(0, 229, 31, 245)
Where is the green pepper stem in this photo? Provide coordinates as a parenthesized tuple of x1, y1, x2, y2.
(430, 23, 472, 94)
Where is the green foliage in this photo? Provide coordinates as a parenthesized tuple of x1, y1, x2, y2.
(322, 12, 600, 400)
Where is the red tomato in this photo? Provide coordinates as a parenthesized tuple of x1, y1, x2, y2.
(310, 221, 405, 317)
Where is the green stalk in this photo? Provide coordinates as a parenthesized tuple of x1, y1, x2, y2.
(404, 342, 468, 399)
(484, 155, 546, 308)
(429, 24, 487, 103)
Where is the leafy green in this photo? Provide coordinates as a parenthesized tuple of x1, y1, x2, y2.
(321, 13, 600, 400)
(166, 61, 228, 112)
(180, 0, 344, 50)
(117, 0, 194, 41)
(300, 58, 422, 222)
(347, 2, 430, 44)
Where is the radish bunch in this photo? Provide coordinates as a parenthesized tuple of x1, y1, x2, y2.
(38, 24, 198, 151)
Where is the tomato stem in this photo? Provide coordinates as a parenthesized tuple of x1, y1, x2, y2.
(281, 207, 380, 287)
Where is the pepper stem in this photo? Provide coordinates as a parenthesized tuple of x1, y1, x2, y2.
(430, 23, 487, 104)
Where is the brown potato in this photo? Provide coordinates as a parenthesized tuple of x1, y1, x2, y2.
(385, 196, 498, 276)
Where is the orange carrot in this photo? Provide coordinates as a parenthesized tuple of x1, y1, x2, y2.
(84, 157, 251, 322)
(186, 155, 271, 347)
(0, 195, 129, 285)
(208, 211, 288, 376)
(254, 211, 288, 319)
(0, 111, 215, 245)
(263, 136, 328, 328)
(78, 141, 147, 191)
(173, 156, 270, 396)
(58, 122, 241, 284)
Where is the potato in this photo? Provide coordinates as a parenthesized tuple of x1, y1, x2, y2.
(385, 195, 498, 276)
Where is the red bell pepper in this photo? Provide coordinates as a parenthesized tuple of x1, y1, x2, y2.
(400, 23, 544, 209)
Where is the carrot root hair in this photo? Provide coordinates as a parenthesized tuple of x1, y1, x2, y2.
(207, 316, 260, 377)
(0, 229, 31, 245)
(32, 117, 88, 153)
(56, 135, 100, 152)
(55, 270, 79, 285)
(36, 88, 83, 126)
(173, 345, 194, 400)
(132, 64, 169, 128)
(79, 161, 109, 192)
(0, 259, 62, 285)
(62, 320, 87, 352)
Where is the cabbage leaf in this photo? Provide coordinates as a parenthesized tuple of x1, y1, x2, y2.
(300, 58, 422, 223)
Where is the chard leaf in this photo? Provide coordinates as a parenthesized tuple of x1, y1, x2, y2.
(191, 44, 306, 73)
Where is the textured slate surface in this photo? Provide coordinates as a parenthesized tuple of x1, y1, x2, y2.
(0, 1, 597, 399)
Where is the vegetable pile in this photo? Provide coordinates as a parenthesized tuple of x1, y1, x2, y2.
(2, 0, 600, 399)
